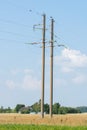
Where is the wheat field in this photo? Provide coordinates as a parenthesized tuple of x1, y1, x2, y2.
(0, 113, 87, 126)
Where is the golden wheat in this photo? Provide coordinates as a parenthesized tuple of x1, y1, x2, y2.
(0, 113, 87, 126)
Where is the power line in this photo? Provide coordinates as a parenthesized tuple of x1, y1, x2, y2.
(0, 38, 27, 43)
(0, 30, 29, 38)
(6, 0, 28, 11)
(0, 18, 31, 28)
(7, 0, 42, 17)
(28, 9, 42, 16)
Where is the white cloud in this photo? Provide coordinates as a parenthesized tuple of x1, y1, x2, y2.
(23, 69, 41, 90)
(72, 75, 87, 84)
(54, 78, 67, 87)
(6, 80, 16, 89)
(24, 69, 33, 74)
(54, 49, 87, 73)
(6, 75, 41, 90)
(62, 49, 87, 67)
(22, 75, 41, 90)
(5, 68, 41, 90)
(61, 67, 73, 73)
(54, 49, 87, 87)
(11, 69, 20, 75)
(11, 68, 33, 75)
(6, 49, 87, 91)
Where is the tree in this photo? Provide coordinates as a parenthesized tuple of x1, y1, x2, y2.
(58, 107, 68, 114)
(44, 103, 49, 114)
(20, 107, 30, 114)
(76, 106, 86, 113)
(58, 107, 81, 114)
(5, 107, 12, 113)
(31, 100, 41, 113)
(15, 104, 25, 113)
(67, 107, 81, 113)
(53, 103, 60, 114)
(0, 106, 4, 113)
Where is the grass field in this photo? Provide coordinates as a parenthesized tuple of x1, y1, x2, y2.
(0, 113, 87, 126)
(0, 125, 87, 130)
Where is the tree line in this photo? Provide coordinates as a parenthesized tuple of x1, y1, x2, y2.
(0, 99, 86, 114)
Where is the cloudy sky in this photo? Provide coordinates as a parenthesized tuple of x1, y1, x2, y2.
(0, 0, 87, 108)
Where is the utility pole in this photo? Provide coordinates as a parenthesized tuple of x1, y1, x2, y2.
(41, 14, 46, 118)
(50, 18, 54, 118)
(25, 13, 68, 118)
(25, 14, 46, 118)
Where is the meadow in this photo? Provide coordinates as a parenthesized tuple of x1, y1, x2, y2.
(0, 124, 87, 130)
(0, 113, 87, 129)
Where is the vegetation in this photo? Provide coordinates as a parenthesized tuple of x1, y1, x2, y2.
(15, 104, 25, 113)
(53, 103, 60, 114)
(58, 107, 81, 114)
(31, 99, 41, 113)
(0, 99, 87, 114)
(15, 100, 81, 114)
(0, 125, 87, 130)
(0, 113, 87, 126)
(0, 106, 12, 113)
(77, 106, 87, 113)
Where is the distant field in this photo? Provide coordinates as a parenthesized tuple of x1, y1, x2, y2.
(0, 125, 87, 130)
(0, 113, 87, 126)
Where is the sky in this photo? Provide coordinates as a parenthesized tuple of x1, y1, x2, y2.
(0, 0, 87, 108)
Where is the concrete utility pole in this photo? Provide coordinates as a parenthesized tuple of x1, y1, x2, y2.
(50, 18, 54, 118)
(41, 14, 46, 118)
(25, 14, 46, 118)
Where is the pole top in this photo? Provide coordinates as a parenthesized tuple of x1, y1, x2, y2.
(50, 16, 55, 22)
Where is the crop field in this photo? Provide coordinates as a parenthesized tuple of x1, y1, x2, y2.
(0, 113, 87, 126)
(0, 113, 87, 129)
(0, 125, 87, 130)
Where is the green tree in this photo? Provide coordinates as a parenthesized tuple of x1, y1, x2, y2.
(32, 100, 41, 113)
(44, 103, 49, 114)
(58, 107, 81, 114)
(15, 104, 25, 113)
(53, 103, 60, 114)
(0, 106, 4, 113)
(58, 107, 68, 114)
(5, 107, 12, 113)
(67, 107, 81, 113)
(20, 107, 30, 114)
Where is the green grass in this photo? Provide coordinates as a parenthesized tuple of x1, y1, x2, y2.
(0, 125, 87, 130)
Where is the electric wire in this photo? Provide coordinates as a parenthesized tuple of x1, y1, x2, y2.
(0, 38, 28, 44)
(0, 0, 69, 49)
(0, 18, 31, 28)
(7, 0, 42, 16)
(0, 30, 30, 38)
(6, 0, 28, 12)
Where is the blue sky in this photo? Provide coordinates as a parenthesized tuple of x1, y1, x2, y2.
(0, 0, 87, 108)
